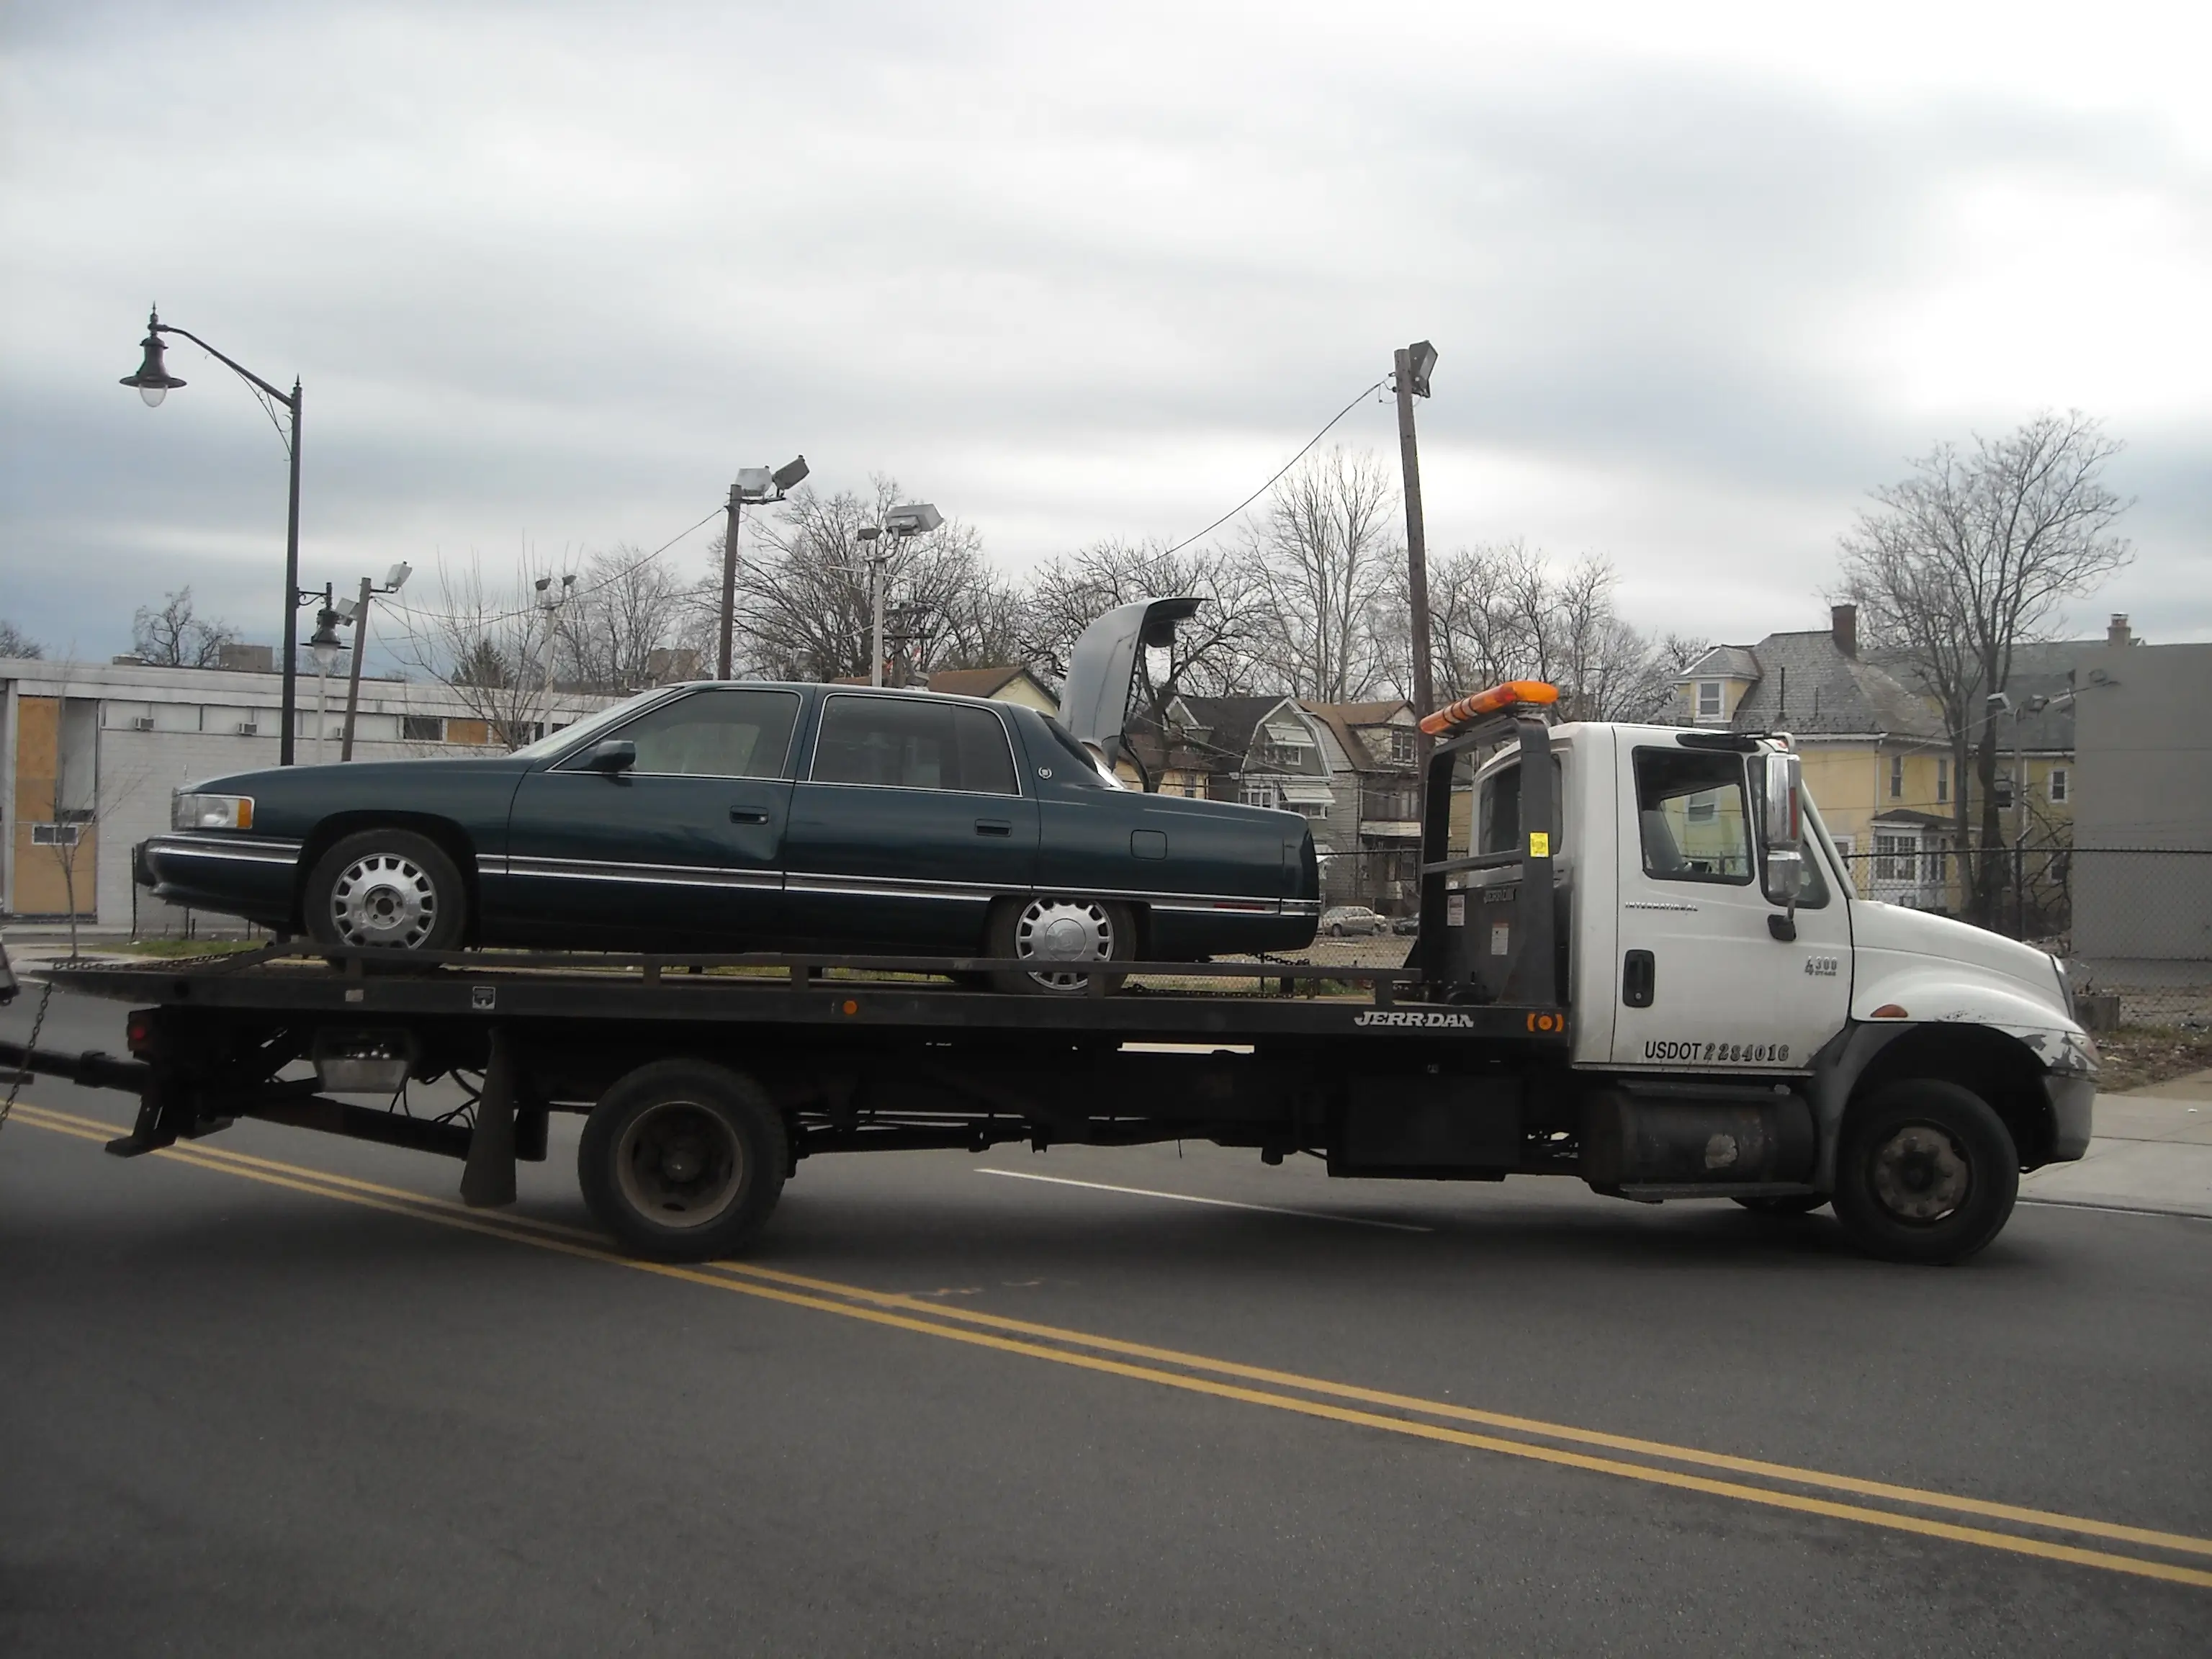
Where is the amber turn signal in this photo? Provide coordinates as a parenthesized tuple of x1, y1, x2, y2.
(1418, 680, 1560, 736)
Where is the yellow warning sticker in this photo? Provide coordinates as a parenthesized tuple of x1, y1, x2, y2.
(1529, 831, 1551, 858)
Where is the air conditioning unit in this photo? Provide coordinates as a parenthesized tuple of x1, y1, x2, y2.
(130, 716, 156, 732)
(235, 721, 259, 736)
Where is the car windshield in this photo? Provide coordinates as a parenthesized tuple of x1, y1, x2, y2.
(508, 689, 673, 761)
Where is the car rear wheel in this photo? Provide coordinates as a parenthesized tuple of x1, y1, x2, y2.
(1328, 923, 1346, 937)
(305, 829, 466, 954)
(988, 895, 1133, 994)
(578, 1060, 787, 1260)
(1831, 1079, 2018, 1264)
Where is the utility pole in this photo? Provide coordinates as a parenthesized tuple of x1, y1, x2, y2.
(1393, 342, 1438, 751)
(718, 481, 742, 680)
(338, 562, 411, 760)
(858, 526, 887, 686)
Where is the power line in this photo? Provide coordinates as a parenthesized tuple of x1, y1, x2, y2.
(1160, 379, 1388, 557)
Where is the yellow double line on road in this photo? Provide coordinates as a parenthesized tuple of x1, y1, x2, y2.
(14, 1097, 2212, 1591)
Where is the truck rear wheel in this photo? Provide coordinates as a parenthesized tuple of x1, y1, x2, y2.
(1832, 1079, 2018, 1265)
(578, 1060, 787, 1261)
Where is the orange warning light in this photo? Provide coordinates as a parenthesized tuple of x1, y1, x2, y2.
(1419, 680, 1560, 736)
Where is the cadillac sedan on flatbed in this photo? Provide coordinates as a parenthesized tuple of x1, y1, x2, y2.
(138, 683, 1321, 990)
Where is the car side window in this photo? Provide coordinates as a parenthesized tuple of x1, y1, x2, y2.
(811, 696, 1019, 795)
(578, 689, 799, 778)
(1634, 748, 1752, 884)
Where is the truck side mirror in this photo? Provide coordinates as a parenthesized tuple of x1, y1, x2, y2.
(1761, 751, 1802, 849)
(582, 739, 637, 774)
(1765, 848, 1804, 903)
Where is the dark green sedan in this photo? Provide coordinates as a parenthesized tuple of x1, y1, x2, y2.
(137, 683, 1321, 990)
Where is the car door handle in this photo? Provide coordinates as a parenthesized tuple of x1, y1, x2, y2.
(974, 819, 1013, 836)
(1622, 949, 1655, 1008)
(729, 807, 771, 824)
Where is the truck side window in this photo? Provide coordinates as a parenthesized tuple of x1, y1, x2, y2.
(1634, 749, 1752, 884)
(1478, 759, 1564, 855)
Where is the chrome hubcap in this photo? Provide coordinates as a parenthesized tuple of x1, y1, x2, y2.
(329, 853, 439, 948)
(1013, 898, 1114, 990)
(616, 1101, 743, 1229)
(1870, 1123, 1971, 1223)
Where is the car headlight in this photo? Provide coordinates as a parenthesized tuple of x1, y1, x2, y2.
(174, 793, 254, 831)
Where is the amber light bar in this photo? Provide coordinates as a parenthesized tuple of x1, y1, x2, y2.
(1417, 680, 1560, 736)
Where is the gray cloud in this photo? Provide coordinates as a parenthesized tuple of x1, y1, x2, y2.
(4, 0, 2206, 665)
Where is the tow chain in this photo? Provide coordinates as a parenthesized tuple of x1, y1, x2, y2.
(1, 979, 55, 1135)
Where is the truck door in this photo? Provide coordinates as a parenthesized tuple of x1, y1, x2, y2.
(1609, 740, 1851, 1072)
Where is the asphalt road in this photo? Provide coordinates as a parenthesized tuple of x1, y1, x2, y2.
(5, 988, 2211, 1656)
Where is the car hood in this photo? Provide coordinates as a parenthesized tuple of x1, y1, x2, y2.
(181, 755, 533, 797)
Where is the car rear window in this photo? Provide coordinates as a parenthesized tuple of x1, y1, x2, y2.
(1038, 715, 1112, 788)
(811, 696, 1018, 795)
(588, 688, 799, 778)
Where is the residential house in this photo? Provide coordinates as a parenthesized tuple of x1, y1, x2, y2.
(1676, 606, 1954, 907)
(1, 655, 619, 929)
(915, 665, 1059, 714)
(1300, 699, 1423, 914)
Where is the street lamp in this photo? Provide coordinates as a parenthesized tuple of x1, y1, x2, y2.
(719, 454, 808, 678)
(121, 307, 309, 765)
(337, 561, 413, 760)
(856, 503, 943, 688)
(307, 590, 346, 763)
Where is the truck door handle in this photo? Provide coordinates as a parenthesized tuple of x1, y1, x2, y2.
(1622, 949, 1655, 1008)
(729, 807, 770, 824)
(974, 819, 1012, 837)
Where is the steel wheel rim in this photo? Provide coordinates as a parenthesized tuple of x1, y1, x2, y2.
(1869, 1122, 1971, 1223)
(616, 1100, 744, 1229)
(329, 852, 439, 949)
(1013, 898, 1114, 990)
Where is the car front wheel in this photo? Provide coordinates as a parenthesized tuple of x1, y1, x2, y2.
(989, 895, 1134, 994)
(304, 828, 467, 953)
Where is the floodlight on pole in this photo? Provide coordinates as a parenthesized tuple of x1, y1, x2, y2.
(719, 453, 808, 678)
(338, 560, 421, 760)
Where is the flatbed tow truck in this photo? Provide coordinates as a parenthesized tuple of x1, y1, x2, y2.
(1, 684, 2098, 1265)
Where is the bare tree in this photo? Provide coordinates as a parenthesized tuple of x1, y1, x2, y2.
(131, 588, 238, 667)
(554, 544, 707, 694)
(737, 477, 1004, 683)
(1238, 446, 1399, 703)
(31, 662, 142, 956)
(0, 619, 43, 659)
(1385, 541, 1697, 719)
(388, 557, 565, 749)
(1837, 411, 2132, 920)
(1021, 539, 1268, 702)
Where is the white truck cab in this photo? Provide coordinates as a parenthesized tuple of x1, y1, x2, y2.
(1448, 715, 2094, 1262)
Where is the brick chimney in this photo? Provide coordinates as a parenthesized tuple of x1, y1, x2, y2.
(2107, 612, 2133, 647)
(1830, 603, 1858, 658)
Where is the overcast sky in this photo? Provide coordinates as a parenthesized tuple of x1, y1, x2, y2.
(4, 0, 2207, 671)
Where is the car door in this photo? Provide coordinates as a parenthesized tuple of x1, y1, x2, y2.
(495, 687, 801, 946)
(1609, 740, 1851, 1071)
(783, 693, 1038, 948)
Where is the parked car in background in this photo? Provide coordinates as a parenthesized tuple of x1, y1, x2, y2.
(137, 683, 1320, 992)
(1320, 904, 1388, 938)
(1390, 913, 1419, 935)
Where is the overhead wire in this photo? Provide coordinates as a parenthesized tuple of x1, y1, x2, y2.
(1159, 378, 1388, 557)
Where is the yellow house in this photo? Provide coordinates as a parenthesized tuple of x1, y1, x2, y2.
(1677, 606, 1959, 907)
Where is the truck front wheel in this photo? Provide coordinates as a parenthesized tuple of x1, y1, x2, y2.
(1832, 1079, 2018, 1264)
(579, 1061, 787, 1261)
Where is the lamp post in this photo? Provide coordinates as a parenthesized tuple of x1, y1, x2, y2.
(337, 562, 413, 760)
(307, 590, 345, 764)
(855, 503, 943, 687)
(1392, 341, 1439, 750)
(719, 455, 809, 678)
(120, 309, 308, 765)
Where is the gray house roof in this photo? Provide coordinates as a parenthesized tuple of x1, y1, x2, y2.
(1719, 631, 1943, 739)
(1683, 644, 1761, 680)
(1871, 639, 2101, 755)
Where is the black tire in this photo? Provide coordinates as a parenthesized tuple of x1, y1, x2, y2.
(304, 829, 467, 954)
(1328, 923, 1346, 937)
(577, 1060, 787, 1261)
(1733, 1194, 1829, 1216)
(986, 895, 1134, 994)
(1831, 1079, 2018, 1264)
